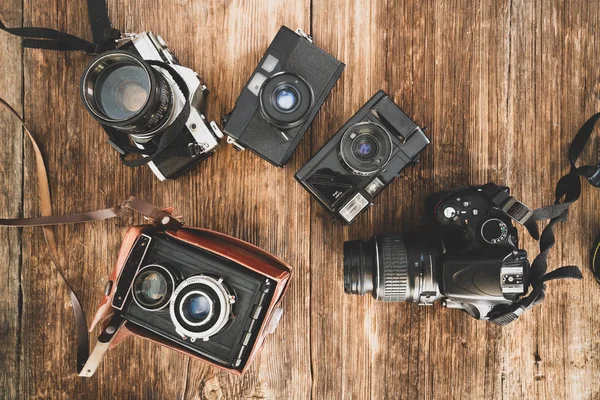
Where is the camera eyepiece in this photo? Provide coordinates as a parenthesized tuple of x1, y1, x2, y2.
(344, 233, 440, 302)
(339, 122, 393, 176)
(81, 50, 174, 141)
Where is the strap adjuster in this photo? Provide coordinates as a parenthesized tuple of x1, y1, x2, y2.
(500, 197, 534, 225)
(588, 162, 600, 187)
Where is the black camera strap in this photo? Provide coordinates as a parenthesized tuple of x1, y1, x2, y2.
(0, 1, 199, 168)
(487, 113, 600, 325)
(0, 0, 119, 54)
(0, 96, 183, 375)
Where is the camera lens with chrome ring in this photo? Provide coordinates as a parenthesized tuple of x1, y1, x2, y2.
(132, 264, 176, 311)
(170, 275, 235, 341)
(81, 50, 174, 141)
(339, 121, 393, 176)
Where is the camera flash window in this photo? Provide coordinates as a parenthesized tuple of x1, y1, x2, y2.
(339, 193, 370, 223)
(261, 54, 279, 73)
(247, 72, 267, 96)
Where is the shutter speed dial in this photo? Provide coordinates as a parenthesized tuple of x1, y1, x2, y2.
(480, 218, 508, 244)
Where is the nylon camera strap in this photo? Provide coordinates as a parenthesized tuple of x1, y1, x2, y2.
(0, 96, 182, 374)
(487, 113, 600, 325)
(0, 0, 119, 54)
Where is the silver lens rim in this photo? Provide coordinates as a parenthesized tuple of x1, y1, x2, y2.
(169, 275, 234, 340)
(178, 290, 215, 327)
(81, 51, 153, 124)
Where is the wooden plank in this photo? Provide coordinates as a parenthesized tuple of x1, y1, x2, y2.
(1, 0, 600, 398)
(0, 3, 23, 400)
(17, 0, 312, 399)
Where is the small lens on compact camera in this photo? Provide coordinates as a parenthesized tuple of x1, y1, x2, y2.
(273, 85, 300, 113)
(132, 264, 176, 311)
(170, 275, 235, 340)
(339, 122, 393, 176)
(81, 51, 173, 139)
(260, 72, 313, 129)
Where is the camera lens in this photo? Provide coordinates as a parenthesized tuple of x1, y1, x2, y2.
(339, 122, 393, 176)
(344, 233, 440, 302)
(81, 51, 173, 140)
(187, 294, 212, 320)
(352, 135, 379, 161)
(132, 264, 176, 311)
(273, 85, 300, 113)
(260, 72, 313, 129)
(94, 65, 150, 120)
(170, 275, 235, 340)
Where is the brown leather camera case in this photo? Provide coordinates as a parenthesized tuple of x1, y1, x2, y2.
(89, 225, 292, 375)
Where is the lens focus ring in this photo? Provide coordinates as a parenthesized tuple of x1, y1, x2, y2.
(377, 235, 409, 302)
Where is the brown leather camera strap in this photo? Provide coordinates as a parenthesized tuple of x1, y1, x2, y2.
(0, 97, 182, 375)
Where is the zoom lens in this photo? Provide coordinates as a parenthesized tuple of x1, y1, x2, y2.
(343, 233, 440, 302)
(339, 122, 393, 176)
(81, 50, 173, 140)
(132, 264, 176, 311)
(260, 72, 313, 129)
(170, 275, 235, 341)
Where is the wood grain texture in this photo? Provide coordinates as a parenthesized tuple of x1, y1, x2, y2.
(0, 0, 599, 399)
(0, 3, 23, 400)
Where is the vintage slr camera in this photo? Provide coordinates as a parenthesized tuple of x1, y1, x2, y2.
(81, 32, 222, 181)
(223, 26, 345, 167)
(344, 184, 532, 322)
(295, 91, 430, 223)
(86, 223, 292, 375)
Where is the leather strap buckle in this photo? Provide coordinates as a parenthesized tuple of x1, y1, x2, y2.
(588, 162, 600, 187)
(500, 197, 534, 225)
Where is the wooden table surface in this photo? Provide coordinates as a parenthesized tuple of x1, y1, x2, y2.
(1, 1, 599, 399)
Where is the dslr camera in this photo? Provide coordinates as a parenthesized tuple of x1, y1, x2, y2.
(85, 221, 292, 375)
(344, 183, 533, 322)
(295, 91, 430, 223)
(81, 32, 223, 181)
(223, 26, 345, 167)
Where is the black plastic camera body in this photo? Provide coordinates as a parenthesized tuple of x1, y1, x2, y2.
(427, 185, 530, 317)
(343, 184, 532, 322)
(112, 228, 278, 369)
(223, 26, 345, 167)
(295, 91, 430, 223)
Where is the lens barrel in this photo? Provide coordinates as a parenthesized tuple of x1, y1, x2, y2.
(339, 122, 393, 176)
(81, 50, 174, 141)
(344, 233, 440, 302)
